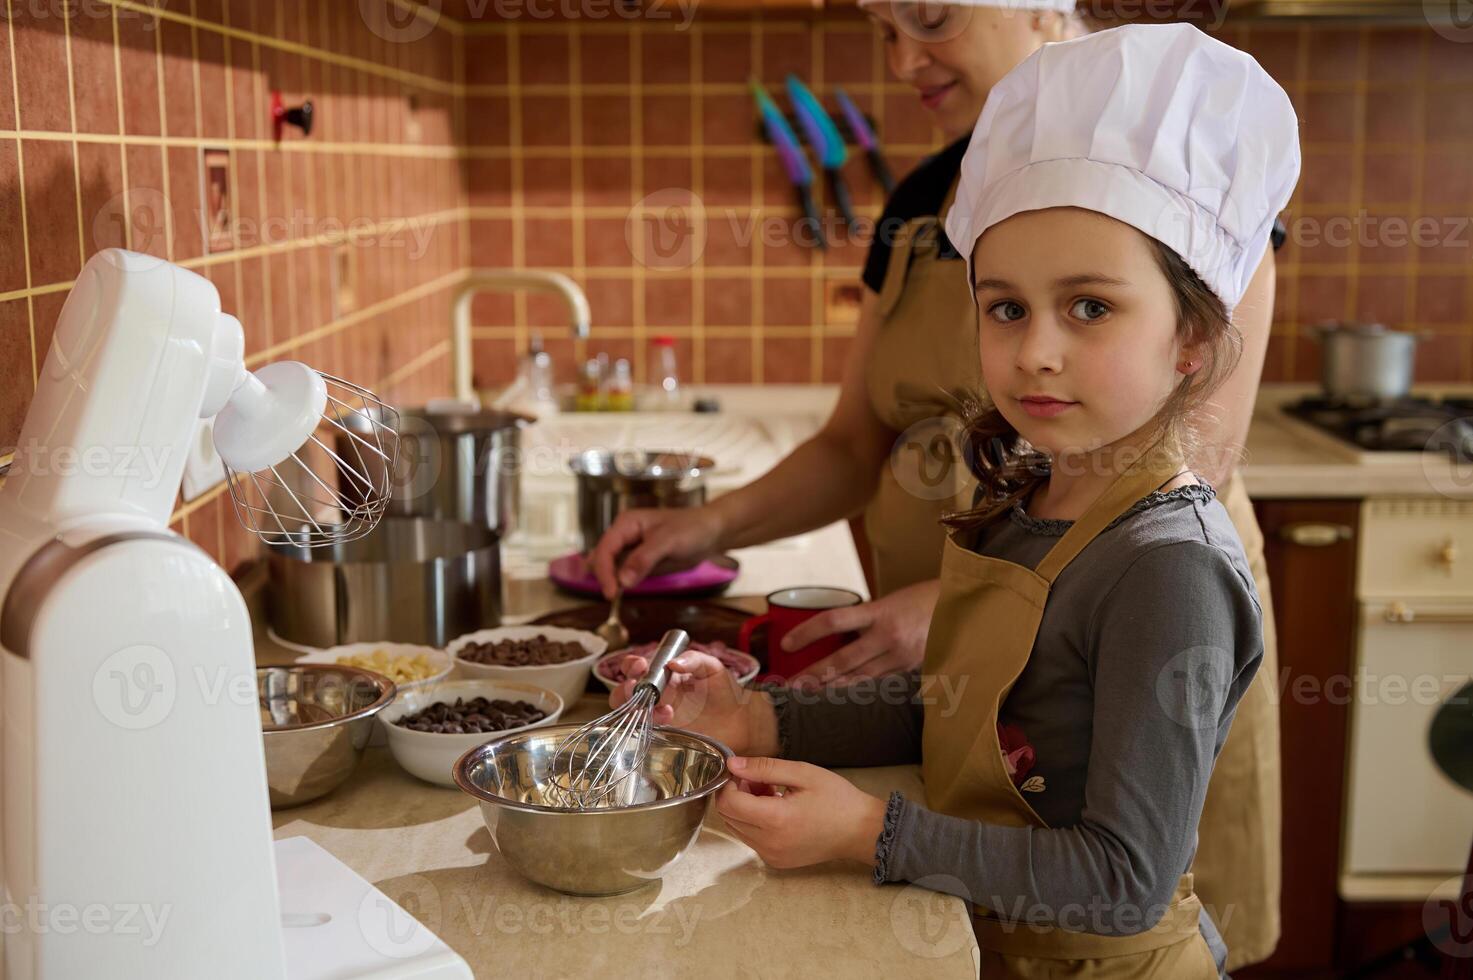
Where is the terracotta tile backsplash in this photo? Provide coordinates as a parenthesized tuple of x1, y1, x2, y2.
(460, 16, 1473, 391)
(2, 3, 1472, 579)
(1, 0, 465, 575)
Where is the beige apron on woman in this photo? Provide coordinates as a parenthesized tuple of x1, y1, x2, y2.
(1202, 472, 1282, 970)
(920, 452, 1220, 977)
(862, 177, 1282, 968)
(864, 188, 980, 599)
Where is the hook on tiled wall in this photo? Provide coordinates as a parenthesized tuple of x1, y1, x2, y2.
(270, 91, 315, 142)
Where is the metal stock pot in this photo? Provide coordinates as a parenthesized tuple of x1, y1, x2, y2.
(340, 404, 527, 536)
(1314, 322, 1426, 403)
(267, 517, 501, 648)
(567, 449, 714, 553)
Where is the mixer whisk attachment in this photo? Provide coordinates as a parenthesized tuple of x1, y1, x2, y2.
(214, 362, 399, 549)
(544, 629, 691, 810)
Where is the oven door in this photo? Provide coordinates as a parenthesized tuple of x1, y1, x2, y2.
(1341, 598, 1473, 901)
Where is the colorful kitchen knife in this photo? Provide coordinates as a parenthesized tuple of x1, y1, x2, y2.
(836, 88, 894, 196)
(754, 82, 824, 250)
(751, 81, 827, 250)
(785, 74, 858, 228)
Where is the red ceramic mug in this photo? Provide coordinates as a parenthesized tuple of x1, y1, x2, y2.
(738, 587, 864, 680)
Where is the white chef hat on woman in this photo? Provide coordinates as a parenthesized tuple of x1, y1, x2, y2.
(944, 23, 1301, 313)
(857, 0, 1078, 11)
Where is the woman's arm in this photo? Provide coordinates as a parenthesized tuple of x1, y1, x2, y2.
(873, 542, 1264, 931)
(591, 289, 897, 591)
(1195, 249, 1275, 487)
(708, 288, 897, 549)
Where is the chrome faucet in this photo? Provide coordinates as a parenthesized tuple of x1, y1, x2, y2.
(452, 269, 591, 403)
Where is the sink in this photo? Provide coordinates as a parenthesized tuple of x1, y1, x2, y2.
(508, 410, 815, 562)
(523, 412, 789, 481)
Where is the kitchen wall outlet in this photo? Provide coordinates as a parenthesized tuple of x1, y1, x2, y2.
(201, 147, 232, 253)
(824, 277, 863, 326)
(405, 92, 423, 143)
(182, 416, 226, 502)
(331, 244, 358, 320)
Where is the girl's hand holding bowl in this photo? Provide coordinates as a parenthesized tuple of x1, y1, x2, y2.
(610, 650, 778, 758)
(716, 756, 887, 870)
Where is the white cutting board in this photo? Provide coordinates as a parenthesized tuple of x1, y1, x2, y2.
(275, 837, 471, 980)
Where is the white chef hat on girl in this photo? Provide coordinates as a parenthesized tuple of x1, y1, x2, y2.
(944, 23, 1301, 313)
(857, 0, 1078, 11)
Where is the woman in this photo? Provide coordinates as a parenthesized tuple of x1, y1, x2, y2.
(593, 3, 1284, 969)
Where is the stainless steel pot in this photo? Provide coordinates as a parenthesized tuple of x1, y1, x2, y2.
(340, 405, 526, 536)
(1315, 322, 1425, 403)
(568, 450, 714, 552)
(267, 517, 501, 648)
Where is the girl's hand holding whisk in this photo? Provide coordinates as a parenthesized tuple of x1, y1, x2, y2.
(610, 651, 779, 758)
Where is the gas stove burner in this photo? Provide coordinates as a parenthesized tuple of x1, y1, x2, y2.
(1284, 395, 1473, 461)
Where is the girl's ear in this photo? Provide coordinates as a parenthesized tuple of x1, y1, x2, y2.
(1177, 343, 1206, 377)
(1030, 11, 1067, 41)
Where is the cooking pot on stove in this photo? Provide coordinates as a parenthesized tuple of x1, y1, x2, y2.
(1314, 322, 1427, 403)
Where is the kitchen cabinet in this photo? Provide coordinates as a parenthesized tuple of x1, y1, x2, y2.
(1243, 499, 1361, 979)
(1243, 499, 1462, 979)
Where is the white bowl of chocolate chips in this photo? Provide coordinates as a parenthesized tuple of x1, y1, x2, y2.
(379, 679, 565, 787)
(447, 626, 607, 709)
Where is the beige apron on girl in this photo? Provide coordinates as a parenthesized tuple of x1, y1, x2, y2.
(862, 180, 1281, 969)
(921, 452, 1221, 977)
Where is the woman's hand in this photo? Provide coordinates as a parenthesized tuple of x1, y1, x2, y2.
(609, 651, 779, 757)
(589, 506, 726, 599)
(716, 757, 887, 869)
(783, 579, 941, 689)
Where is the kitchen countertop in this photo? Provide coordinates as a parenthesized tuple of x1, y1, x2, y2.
(250, 519, 964, 975)
(264, 696, 978, 979)
(246, 379, 1473, 976)
(673, 383, 1473, 501)
(499, 519, 870, 623)
(1240, 385, 1473, 500)
(247, 389, 921, 974)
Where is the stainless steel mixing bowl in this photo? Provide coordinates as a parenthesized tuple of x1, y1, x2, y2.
(258, 665, 396, 809)
(266, 516, 501, 648)
(453, 725, 731, 895)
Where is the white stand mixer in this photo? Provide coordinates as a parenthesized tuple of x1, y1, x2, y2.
(0, 251, 469, 978)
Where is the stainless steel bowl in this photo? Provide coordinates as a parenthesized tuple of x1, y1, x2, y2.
(258, 665, 397, 809)
(453, 725, 731, 896)
(568, 450, 714, 553)
(267, 516, 501, 648)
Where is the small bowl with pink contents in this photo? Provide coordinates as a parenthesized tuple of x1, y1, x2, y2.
(593, 639, 760, 692)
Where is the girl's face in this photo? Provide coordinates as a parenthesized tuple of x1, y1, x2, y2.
(865, 3, 1075, 140)
(972, 208, 1199, 459)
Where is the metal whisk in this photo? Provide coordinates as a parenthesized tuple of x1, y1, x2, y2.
(215, 362, 399, 550)
(544, 629, 691, 810)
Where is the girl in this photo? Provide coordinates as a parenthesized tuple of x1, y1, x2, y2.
(613, 24, 1300, 977)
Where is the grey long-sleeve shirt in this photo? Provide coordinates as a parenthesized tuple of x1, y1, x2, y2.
(773, 484, 1263, 974)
